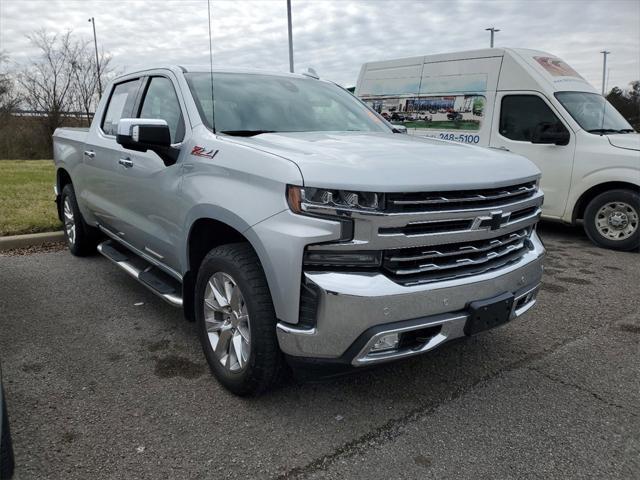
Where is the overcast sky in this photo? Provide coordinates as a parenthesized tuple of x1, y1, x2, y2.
(1, 0, 639, 90)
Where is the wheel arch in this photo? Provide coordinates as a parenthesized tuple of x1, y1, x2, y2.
(572, 181, 640, 223)
(55, 168, 73, 220)
(181, 208, 280, 323)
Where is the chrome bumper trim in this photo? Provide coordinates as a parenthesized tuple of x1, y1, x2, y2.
(353, 314, 467, 366)
(276, 323, 317, 335)
(351, 282, 539, 366)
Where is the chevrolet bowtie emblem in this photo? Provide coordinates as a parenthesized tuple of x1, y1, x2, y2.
(473, 211, 511, 231)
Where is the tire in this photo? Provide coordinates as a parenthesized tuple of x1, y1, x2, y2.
(583, 189, 640, 251)
(61, 184, 99, 256)
(195, 243, 282, 396)
(1, 388, 14, 480)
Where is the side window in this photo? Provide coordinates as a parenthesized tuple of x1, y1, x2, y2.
(101, 79, 140, 136)
(500, 95, 568, 142)
(138, 77, 185, 143)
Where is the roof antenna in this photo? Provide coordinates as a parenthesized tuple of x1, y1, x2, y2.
(207, 0, 216, 133)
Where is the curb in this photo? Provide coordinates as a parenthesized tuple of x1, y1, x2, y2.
(0, 231, 65, 251)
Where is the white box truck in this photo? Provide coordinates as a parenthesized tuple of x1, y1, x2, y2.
(356, 48, 639, 251)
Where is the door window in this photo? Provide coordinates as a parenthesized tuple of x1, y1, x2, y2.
(139, 77, 185, 143)
(101, 79, 141, 136)
(500, 95, 568, 142)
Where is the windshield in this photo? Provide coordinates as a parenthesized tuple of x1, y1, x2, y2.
(185, 72, 389, 135)
(555, 91, 634, 134)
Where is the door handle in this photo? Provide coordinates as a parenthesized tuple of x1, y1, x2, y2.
(119, 158, 134, 168)
(83, 150, 95, 158)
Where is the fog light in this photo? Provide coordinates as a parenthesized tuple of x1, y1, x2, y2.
(370, 333, 400, 352)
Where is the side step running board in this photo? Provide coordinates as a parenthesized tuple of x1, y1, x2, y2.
(97, 240, 183, 307)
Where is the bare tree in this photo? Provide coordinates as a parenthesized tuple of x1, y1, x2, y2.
(18, 30, 82, 140)
(0, 52, 21, 117)
(71, 45, 112, 123)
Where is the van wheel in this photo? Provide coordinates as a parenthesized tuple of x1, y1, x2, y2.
(583, 189, 639, 251)
(195, 243, 282, 396)
(61, 184, 99, 256)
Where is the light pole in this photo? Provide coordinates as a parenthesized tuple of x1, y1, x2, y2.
(600, 50, 610, 95)
(88, 17, 102, 97)
(287, 0, 294, 73)
(485, 27, 500, 48)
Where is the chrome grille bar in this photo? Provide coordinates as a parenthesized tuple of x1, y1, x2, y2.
(387, 181, 537, 212)
(386, 230, 529, 263)
(389, 241, 526, 276)
(381, 227, 533, 284)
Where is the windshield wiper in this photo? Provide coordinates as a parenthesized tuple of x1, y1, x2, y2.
(220, 130, 277, 137)
(587, 128, 618, 134)
(617, 129, 635, 133)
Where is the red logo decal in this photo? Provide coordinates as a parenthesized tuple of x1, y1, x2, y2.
(191, 146, 219, 159)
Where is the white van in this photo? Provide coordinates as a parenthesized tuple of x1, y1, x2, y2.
(356, 48, 640, 251)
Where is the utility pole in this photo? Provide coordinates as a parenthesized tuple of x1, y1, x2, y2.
(600, 50, 610, 95)
(287, 0, 294, 73)
(88, 17, 102, 97)
(485, 27, 500, 48)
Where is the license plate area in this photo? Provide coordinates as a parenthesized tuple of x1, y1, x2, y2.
(464, 292, 514, 336)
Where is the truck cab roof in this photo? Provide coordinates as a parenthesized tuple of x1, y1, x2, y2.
(119, 64, 314, 81)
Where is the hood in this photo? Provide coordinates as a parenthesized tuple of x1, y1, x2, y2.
(607, 133, 640, 152)
(233, 132, 540, 192)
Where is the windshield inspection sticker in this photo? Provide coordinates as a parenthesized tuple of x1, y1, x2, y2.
(191, 146, 219, 159)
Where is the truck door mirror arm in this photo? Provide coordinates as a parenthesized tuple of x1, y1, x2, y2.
(116, 118, 180, 166)
(531, 122, 570, 146)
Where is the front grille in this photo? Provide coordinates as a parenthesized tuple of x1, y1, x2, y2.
(380, 219, 472, 236)
(386, 181, 537, 212)
(382, 228, 531, 285)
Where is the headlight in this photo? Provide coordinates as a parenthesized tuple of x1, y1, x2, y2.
(287, 185, 384, 214)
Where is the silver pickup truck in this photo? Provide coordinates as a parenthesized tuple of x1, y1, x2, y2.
(53, 66, 545, 395)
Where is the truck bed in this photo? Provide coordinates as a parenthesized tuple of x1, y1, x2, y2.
(53, 127, 89, 171)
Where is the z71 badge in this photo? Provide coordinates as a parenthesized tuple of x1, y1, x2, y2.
(191, 146, 219, 159)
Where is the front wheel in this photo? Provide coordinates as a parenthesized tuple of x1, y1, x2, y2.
(583, 189, 639, 251)
(195, 243, 282, 396)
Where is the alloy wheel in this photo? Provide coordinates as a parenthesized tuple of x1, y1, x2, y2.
(63, 197, 76, 245)
(203, 272, 251, 372)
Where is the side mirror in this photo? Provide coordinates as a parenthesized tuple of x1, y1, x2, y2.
(116, 118, 179, 166)
(531, 122, 570, 146)
(392, 125, 408, 134)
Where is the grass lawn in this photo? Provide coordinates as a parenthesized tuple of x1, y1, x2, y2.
(0, 160, 61, 236)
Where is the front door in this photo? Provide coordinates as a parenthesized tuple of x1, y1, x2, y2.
(112, 74, 188, 272)
(489, 92, 576, 219)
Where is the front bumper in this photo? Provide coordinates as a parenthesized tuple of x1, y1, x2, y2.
(277, 231, 545, 365)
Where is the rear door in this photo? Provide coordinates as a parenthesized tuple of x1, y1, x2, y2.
(111, 74, 188, 272)
(489, 92, 576, 218)
(80, 77, 142, 234)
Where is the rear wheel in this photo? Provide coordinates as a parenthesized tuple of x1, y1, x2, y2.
(195, 243, 282, 396)
(61, 184, 99, 256)
(584, 189, 639, 251)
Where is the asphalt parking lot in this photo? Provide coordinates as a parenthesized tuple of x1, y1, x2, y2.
(1, 223, 638, 479)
